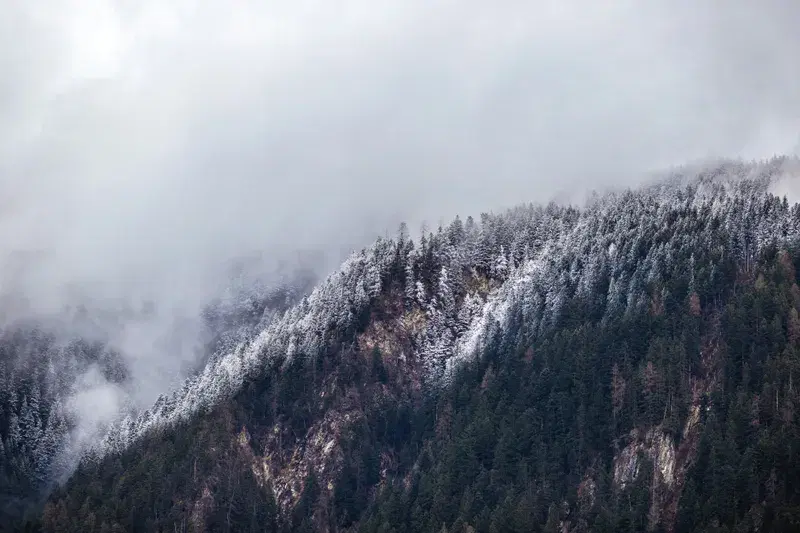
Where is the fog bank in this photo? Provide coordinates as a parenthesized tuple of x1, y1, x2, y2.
(1, 0, 799, 421)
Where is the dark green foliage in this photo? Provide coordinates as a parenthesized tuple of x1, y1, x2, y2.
(31, 189, 800, 533)
(38, 401, 279, 533)
(371, 349, 388, 385)
(672, 250, 800, 532)
(0, 334, 125, 528)
(333, 428, 380, 528)
(355, 248, 800, 533)
(42, 246, 800, 532)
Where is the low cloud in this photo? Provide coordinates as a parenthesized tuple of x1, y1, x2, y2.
(1, 0, 799, 429)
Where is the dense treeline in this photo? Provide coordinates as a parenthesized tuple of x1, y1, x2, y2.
(0, 273, 315, 528)
(0, 331, 123, 526)
(358, 247, 800, 533)
(34, 242, 800, 533)
(9, 160, 800, 532)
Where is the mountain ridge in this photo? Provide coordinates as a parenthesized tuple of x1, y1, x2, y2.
(94, 156, 800, 465)
(7, 155, 800, 532)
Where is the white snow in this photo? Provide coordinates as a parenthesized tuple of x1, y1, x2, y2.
(90, 157, 800, 461)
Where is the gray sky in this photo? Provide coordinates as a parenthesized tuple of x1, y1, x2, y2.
(2, 0, 800, 409)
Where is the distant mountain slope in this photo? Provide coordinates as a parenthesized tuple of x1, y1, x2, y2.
(0, 326, 124, 525)
(0, 269, 316, 528)
(16, 156, 800, 532)
(90, 157, 800, 458)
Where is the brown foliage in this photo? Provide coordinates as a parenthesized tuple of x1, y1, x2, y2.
(688, 292, 701, 317)
(778, 249, 796, 280)
(650, 292, 665, 317)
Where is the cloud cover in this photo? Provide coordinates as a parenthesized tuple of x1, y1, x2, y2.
(1, 0, 799, 410)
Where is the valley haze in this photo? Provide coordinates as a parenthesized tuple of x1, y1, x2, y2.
(1, 0, 800, 466)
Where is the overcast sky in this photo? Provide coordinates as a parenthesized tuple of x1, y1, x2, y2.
(2, 0, 800, 407)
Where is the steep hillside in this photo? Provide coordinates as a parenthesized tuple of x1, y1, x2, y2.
(0, 326, 125, 524)
(0, 272, 316, 528)
(14, 157, 800, 532)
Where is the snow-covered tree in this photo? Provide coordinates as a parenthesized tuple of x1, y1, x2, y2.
(437, 267, 455, 328)
(405, 257, 417, 303)
(492, 246, 509, 280)
(82, 156, 800, 465)
(415, 280, 427, 306)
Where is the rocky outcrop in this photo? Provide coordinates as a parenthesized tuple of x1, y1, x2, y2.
(612, 326, 722, 532)
(235, 287, 429, 522)
(613, 427, 676, 528)
(248, 407, 351, 514)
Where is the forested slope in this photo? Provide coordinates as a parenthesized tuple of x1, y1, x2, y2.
(0, 272, 315, 528)
(10, 158, 800, 532)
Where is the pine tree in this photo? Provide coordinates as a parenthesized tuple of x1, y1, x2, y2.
(438, 267, 456, 329)
(365, 259, 382, 298)
(457, 294, 475, 334)
(415, 280, 427, 306)
(492, 247, 508, 280)
(405, 258, 417, 304)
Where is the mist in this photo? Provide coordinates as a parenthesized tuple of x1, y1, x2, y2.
(2, 0, 800, 437)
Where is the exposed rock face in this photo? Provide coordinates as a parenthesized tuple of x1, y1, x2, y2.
(247, 408, 350, 514)
(577, 473, 597, 512)
(35, 159, 800, 532)
(236, 286, 429, 523)
(612, 327, 722, 532)
(613, 428, 677, 528)
(189, 486, 214, 533)
(613, 429, 673, 491)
